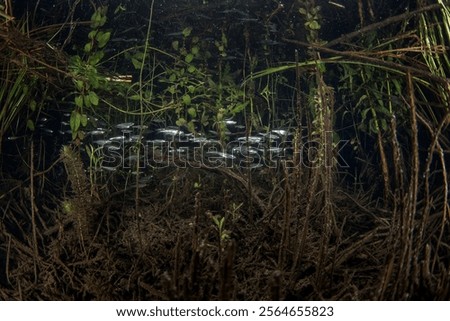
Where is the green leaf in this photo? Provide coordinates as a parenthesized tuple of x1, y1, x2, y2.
(29, 100, 36, 112)
(169, 73, 177, 82)
(84, 42, 92, 53)
(88, 91, 99, 106)
(167, 85, 176, 95)
(188, 107, 197, 117)
(83, 94, 92, 108)
(380, 118, 388, 131)
(88, 30, 97, 40)
(310, 20, 321, 30)
(96, 31, 111, 48)
(88, 51, 104, 65)
(299, 8, 307, 15)
(182, 94, 191, 105)
(131, 58, 143, 70)
(182, 27, 192, 38)
(175, 118, 187, 126)
(70, 111, 81, 134)
(221, 33, 227, 47)
(185, 53, 194, 63)
(191, 46, 199, 55)
(99, 15, 107, 27)
(187, 65, 196, 73)
(80, 113, 88, 127)
(75, 80, 84, 91)
(129, 94, 141, 101)
(187, 121, 196, 133)
(172, 40, 179, 51)
(231, 101, 248, 114)
(75, 95, 84, 108)
(27, 119, 35, 131)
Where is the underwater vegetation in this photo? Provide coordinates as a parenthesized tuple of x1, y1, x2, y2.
(0, 0, 449, 300)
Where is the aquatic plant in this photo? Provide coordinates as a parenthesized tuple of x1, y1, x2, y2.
(0, 5, 59, 146)
(68, 6, 109, 141)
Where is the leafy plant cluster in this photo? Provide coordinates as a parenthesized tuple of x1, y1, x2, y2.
(155, 27, 248, 138)
(68, 6, 111, 141)
(298, 0, 322, 44)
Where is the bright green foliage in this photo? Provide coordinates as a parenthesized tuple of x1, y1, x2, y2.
(156, 27, 247, 139)
(298, 0, 322, 44)
(68, 6, 111, 141)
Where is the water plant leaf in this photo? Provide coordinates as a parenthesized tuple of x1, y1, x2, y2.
(182, 94, 191, 105)
(175, 117, 186, 126)
(88, 30, 97, 40)
(75, 95, 84, 108)
(70, 111, 81, 134)
(80, 113, 88, 127)
(29, 100, 36, 112)
(172, 40, 179, 51)
(83, 94, 92, 108)
(169, 73, 177, 82)
(188, 107, 197, 117)
(187, 120, 196, 133)
(185, 53, 194, 63)
(88, 51, 104, 65)
(129, 94, 141, 101)
(27, 119, 35, 131)
(182, 27, 192, 37)
(191, 46, 199, 55)
(308, 20, 321, 30)
(131, 58, 143, 70)
(96, 31, 111, 48)
(84, 42, 93, 53)
(75, 80, 84, 91)
(88, 91, 99, 106)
